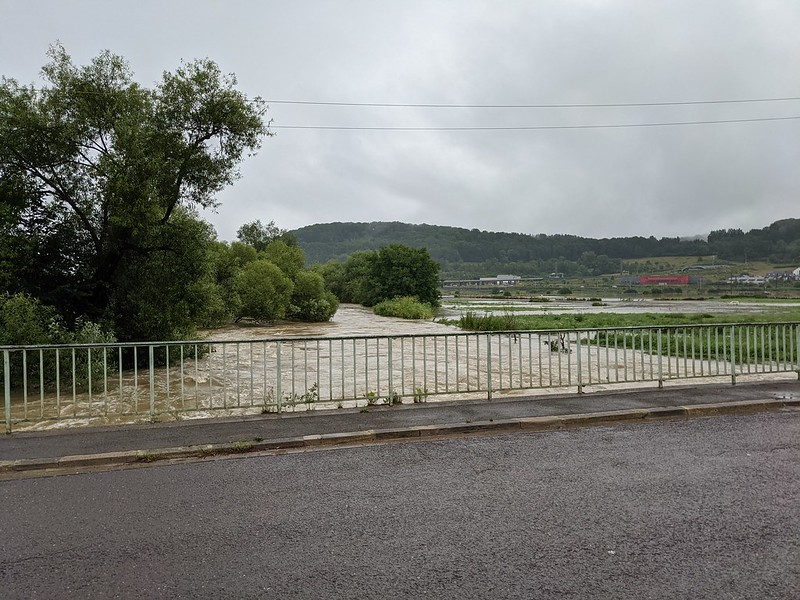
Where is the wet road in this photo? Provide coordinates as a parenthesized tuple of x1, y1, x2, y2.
(2, 411, 798, 599)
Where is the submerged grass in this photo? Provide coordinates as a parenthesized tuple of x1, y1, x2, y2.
(454, 308, 800, 332)
(456, 308, 800, 365)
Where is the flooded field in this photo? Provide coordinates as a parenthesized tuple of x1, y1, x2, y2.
(440, 296, 798, 318)
(5, 299, 799, 431)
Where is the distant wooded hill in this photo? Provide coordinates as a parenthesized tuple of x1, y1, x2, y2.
(291, 220, 800, 279)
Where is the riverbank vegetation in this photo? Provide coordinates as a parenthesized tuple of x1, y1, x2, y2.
(451, 308, 800, 332)
(373, 297, 436, 320)
(0, 47, 341, 346)
(315, 244, 440, 318)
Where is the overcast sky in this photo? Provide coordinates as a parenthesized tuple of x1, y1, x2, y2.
(2, 0, 799, 240)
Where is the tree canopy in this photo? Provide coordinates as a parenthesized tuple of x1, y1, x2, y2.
(0, 45, 269, 340)
(316, 244, 440, 309)
(293, 219, 800, 279)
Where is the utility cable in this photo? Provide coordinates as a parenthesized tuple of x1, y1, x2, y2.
(265, 96, 800, 108)
(270, 115, 800, 131)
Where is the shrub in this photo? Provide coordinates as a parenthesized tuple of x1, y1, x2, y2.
(234, 260, 293, 323)
(373, 296, 435, 320)
(0, 293, 116, 391)
(287, 271, 339, 322)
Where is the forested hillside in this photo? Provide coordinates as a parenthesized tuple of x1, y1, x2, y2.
(292, 220, 800, 279)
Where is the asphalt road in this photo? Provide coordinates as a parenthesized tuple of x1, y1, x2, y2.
(2, 411, 799, 599)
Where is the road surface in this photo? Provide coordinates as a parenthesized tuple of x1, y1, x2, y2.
(2, 411, 799, 599)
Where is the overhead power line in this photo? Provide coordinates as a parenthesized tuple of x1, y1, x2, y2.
(265, 96, 800, 108)
(271, 115, 800, 131)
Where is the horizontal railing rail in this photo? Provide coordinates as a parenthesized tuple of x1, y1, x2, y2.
(3, 322, 799, 432)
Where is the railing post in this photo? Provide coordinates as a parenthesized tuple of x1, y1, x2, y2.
(795, 325, 800, 380)
(4, 350, 11, 434)
(486, 334, 493, 401)
(387, 338, 393, 399)
(657, 329, 663, 388)
(149, 345, 156, 419)
(576, 330, 583, 394)
(276, 341, 282, 413)
(730, 325, 737, 385)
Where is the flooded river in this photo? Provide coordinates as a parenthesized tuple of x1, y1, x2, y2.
(7, 299, 798, 431)
(204, 304, 455, 340)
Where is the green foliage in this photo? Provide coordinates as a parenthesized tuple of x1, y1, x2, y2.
(373, 296, 435, 320)
(287, 271, 339, 322)
(320, 245, 441, 309)
(0, 293, 60, 346)
(189, 278, 230, 328)
(339, 251, 374, 304)
(0, 293, 116, 390)
(263, 239, 305, 281)
(228, 242, 259, 266)
(193, 241, 254, 327)
(457, 311, 522, 331)
(312, 260, 346, 298)
(106, 210, 218, 341)
(0, 44, 268, 341)
(198, 235, 340, 327)
(291, 219, 800, 278)
(0, 293, 115, 346)
(234, 260, 294, 323)
(453, 308, 800, 332)
(365, 244, 441, 307)
(320, 251, 374, 304)
(594, 325, 796, 365)
(236, 219, 286, 252)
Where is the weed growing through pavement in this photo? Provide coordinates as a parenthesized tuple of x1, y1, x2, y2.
(136, 451, 158, 463)
(283, 382, 319, 409)
(231, 440, 253, 453)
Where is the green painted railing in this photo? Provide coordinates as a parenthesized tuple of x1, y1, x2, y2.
(3, 322, 799, 433)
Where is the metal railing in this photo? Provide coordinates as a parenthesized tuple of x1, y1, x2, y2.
(3, 322, 799, 432)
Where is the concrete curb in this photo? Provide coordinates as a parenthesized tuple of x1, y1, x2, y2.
(2, 398, 799, 476)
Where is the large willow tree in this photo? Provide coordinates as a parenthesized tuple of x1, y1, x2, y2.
(0, 45, 269, 340)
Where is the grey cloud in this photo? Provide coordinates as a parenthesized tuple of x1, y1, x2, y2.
(3, 0, 799, 241)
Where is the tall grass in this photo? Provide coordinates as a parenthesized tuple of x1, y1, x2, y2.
(458, 311, 522, 331)
(592, 323, 799, 365)
(457, 309, 800, 332)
